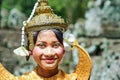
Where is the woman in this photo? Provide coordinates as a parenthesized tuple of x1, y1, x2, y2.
(32, 29, 66, 78)
(0, 0, 92, 80)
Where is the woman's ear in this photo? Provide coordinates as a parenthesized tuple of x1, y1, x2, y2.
(29, 51, 33, 55)
(63, 49, 65, 54)
(26, 51, 32, 61)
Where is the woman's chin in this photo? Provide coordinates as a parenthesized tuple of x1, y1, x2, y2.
(41, 60, 58, 70)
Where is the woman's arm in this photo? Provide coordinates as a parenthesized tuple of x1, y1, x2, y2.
(0, 63, 16, 80)
(72, 40, 92, 80)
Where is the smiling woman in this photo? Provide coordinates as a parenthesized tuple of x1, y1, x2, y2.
(0, 0, 92, 80)
(32, 29, 65, 78)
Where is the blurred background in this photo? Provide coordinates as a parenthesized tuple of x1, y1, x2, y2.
(0, 0, 120, 80)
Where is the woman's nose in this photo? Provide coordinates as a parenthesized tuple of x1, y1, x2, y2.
(44, 46, 55, 56)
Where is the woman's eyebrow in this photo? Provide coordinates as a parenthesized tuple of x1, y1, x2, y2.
(36, 41, 46, 44)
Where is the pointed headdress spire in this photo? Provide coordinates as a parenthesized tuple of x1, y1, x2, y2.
(25, 0, 67, 32)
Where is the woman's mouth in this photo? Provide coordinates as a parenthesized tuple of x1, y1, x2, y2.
(41, 58, 57, 64)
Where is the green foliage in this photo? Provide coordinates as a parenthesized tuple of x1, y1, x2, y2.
(49, 0, 90, 23)
(1, 0, 36, 16)
(1, 0, 90, 23)
(2, 0, 17, 11)
(20, 0, 36, 17)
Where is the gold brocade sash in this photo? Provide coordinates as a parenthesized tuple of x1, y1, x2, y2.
(0, 64, 77, 80)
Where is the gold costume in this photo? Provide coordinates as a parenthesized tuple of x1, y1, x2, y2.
(0, 0, 92, 80)
(0, 65, 77, 80)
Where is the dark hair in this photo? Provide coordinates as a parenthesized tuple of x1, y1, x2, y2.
(33, 29, 63, 44)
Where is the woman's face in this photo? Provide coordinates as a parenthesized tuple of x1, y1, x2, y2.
(32, 30, 64, 70)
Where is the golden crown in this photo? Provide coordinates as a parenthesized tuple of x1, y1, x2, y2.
(23, 0, 67, 51)
(25, 0, 67, 32)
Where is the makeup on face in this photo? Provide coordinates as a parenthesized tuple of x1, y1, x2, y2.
(32, 30, 64, 70)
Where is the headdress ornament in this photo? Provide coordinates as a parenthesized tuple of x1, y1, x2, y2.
(24, 0, 68, 50)
(25, 0, 67, 32)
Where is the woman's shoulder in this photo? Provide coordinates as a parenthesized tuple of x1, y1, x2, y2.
(0, 63, 37, 80)
(58, 69, 77, 80)
(17, 67, 38, 79)
(0, 63, 15, 80)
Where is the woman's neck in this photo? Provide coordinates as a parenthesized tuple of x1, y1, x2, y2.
(37, 65, 59, 78)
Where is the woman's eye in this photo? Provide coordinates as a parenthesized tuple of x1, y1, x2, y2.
(53, 43, 61, 48)
(37, 43, 46, 48)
